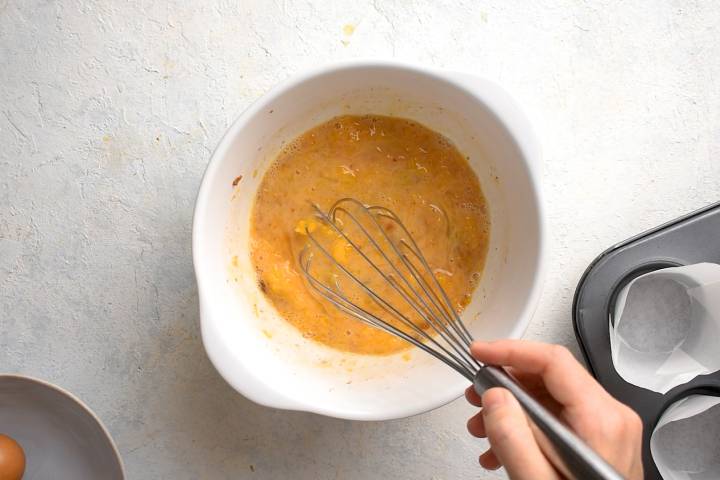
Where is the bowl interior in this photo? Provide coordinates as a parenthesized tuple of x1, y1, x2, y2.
(0, 376, 124, 479)
(195, 65, 542, 419)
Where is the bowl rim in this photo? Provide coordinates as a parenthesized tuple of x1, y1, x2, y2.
(0, 373, 126, 477)
(192, 59, 546, 420)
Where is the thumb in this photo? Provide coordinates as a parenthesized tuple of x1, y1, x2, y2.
(482, 388, 559, 479)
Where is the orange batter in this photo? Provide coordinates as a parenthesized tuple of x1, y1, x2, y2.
(248, 115, 490, 355)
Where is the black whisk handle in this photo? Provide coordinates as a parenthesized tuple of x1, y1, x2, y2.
(473, 365, 624, 480)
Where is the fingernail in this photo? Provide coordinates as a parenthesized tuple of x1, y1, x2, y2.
(482, 388, 507, 414)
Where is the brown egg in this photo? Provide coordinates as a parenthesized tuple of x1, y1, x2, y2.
(0, 434, 25, 480)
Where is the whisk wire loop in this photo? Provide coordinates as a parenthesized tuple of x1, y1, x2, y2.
(367, 204, 477, 350)
(298, 203, 478, 376)
(298, 198, 480, 375)
(324, 202, 478, 370)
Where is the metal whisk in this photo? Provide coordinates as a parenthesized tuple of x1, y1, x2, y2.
(298, 198, 622, 480)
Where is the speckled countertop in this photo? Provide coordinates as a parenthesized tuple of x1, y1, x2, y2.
(1, 1, 719, 478)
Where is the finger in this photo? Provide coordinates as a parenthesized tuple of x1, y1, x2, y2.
(466, 411, 486, 438)
(506, 367, 564, 416)
(468, 370, 550, 407)
(479, 449, 501, 470)
(465, 385, 482, 407)
(505, 367, 544, 390)
(482, 387, 559, 479)
(471, 340, 609, 410)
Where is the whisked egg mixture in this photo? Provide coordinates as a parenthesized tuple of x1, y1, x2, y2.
(243, 114, 490, 355)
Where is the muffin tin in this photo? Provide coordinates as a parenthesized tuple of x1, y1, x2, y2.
(573, 201, 720, 480)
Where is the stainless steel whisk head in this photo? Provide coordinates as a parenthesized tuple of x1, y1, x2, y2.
(298, 197, 624, 480)
(298, 197, 481, 379)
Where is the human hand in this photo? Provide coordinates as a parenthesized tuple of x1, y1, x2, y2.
(465, 340, 643, 479)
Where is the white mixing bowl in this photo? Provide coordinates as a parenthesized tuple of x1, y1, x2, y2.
(193, 60, 545, 420)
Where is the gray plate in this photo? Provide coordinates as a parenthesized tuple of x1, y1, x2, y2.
(0, 375, 124, 480)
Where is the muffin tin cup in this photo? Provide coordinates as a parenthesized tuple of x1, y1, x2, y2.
(650, 393, 720, 480)
(609, 263, 720, 394)
(573, 201, 720, 480)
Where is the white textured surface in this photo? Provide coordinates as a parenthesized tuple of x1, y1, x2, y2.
(1, 1, 719, 479)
